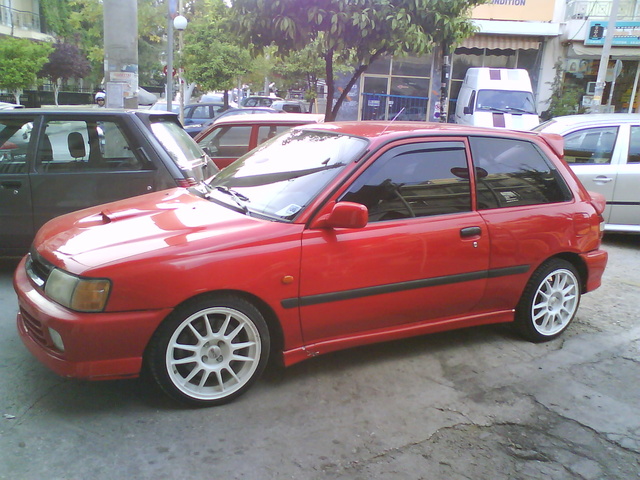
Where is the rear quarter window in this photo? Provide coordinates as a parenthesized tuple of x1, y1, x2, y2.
(469, 136, 572, 209)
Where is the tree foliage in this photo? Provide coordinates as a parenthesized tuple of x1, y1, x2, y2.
(230, 0, 483, 120)
(0, 37, 52, 104)
(39, 42, 92, 104)
(182, 0, 252, 104)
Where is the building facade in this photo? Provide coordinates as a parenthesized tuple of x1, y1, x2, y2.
(0, 0, 52, 42)
(347, 0, 640, 122)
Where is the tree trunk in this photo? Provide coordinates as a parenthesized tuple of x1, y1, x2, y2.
(324, 49, 335, 121)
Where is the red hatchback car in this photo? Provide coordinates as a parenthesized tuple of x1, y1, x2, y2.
(14, 122, 608, 406)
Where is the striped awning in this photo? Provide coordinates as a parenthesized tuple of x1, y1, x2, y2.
(459, 34, 541, 51)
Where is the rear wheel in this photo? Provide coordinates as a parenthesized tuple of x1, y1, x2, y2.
(147, 295, 270, 406)
(515, 259, 581, 342)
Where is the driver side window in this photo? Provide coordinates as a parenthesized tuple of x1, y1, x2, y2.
(341, 141, 471, 222)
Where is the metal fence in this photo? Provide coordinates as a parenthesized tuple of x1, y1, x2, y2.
(361, 93, 429, 121)
(566, 0, 640, 20)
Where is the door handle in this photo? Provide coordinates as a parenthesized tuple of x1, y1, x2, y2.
(460, 226, 482, 238)
(1, 180, 22, 190)
(593, 175, 613, 184)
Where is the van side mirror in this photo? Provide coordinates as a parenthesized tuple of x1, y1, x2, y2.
(312, 202, 368, 229)
(463, 106, 472, 115)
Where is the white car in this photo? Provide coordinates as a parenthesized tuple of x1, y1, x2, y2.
(533, 113, 640, 233)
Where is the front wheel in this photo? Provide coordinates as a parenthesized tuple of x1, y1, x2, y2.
(147, 295, 270, 407)
(515, 259, 581, 342)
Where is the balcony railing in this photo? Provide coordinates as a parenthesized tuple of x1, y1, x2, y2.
(566, 0, 640, 20)
(0, 5, 42, 32)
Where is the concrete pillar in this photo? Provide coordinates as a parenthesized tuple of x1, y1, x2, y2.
(103, 0, 138, 108)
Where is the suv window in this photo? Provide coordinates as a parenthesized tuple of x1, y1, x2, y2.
(341, 141, 471, 221)
(37, 120, 146, 173)
(0, 118, 33, 174)
(563, 126, 618, 164)
(470, 136, 571, 209)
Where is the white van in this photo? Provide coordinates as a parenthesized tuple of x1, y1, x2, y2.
(454, 68, 539, 130)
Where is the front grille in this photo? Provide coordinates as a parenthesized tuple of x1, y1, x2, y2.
(20, 307, 48, 348)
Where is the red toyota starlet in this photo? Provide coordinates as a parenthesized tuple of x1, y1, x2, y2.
(14, 122, 608, 406)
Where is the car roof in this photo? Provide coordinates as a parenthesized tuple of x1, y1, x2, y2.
(0, 108, 179, 121)
(211, 113, 324, 126)
(537, 113, 640, 133)
(292, 120, 561, 151)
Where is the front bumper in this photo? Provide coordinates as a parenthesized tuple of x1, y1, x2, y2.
(14, 257, 172, 380)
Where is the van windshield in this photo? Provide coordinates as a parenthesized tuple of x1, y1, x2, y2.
(476, 90, 536, 114)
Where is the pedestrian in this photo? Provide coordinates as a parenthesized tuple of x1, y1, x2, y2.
(95, 92, 106, 107)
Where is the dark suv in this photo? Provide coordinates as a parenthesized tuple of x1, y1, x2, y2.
(0, 109, 217, 256)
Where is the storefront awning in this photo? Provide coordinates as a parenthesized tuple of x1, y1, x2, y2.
(459, 34, 541, 51)
(570, 43, 640, 59)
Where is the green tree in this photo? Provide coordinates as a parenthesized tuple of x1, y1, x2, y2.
(0, 37, 52, 104)
(545, 60, 584, 119)
(182, 0, 252, 106)
(274, 42, 326, 100)
(230, 0, 482, 121)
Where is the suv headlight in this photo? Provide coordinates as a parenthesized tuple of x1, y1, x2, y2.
(45, 269, 111, 312)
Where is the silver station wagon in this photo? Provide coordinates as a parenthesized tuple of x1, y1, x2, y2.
(534, 113, 640, 234)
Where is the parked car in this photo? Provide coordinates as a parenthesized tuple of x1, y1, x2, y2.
(0, 108, 217, 256)
(194, 113, 324, 169)
(0, 101, 24, 110)
(212, 107, 279, 123)
(533, 113, 640, 233)
(14, 121, 607, 407)
(270, 100, 308, 113)
(239, 96, 283, 107)
(150, 102, 229, 137)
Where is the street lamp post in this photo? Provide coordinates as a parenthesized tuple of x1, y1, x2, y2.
(166, 10, 188, 114)
(174, 15, 188, 124)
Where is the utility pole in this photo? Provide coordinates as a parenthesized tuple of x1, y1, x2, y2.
(592, 0, 620, 113)
(103, 0, 138, 108)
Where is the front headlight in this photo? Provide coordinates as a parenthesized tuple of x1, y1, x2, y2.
(44, 269, 111, 312)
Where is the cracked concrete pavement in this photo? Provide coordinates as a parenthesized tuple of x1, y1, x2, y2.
(0, 234, 638, 479)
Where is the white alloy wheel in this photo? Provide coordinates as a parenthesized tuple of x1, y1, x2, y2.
(148, 296, 269, 406)
(530, 268, 579, 336)
(515, 259, 581, 342)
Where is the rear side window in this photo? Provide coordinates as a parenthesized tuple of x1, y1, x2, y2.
(628, 126, 640, 163)
(470, 136, 571, 209)
(563, 126, 618, 164)
(36, 120, 147, 173)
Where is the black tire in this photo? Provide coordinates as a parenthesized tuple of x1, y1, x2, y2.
(515, 259, 581, 342)
(146, 294, 270, 407)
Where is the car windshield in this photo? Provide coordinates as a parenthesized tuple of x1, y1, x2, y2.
(205, 129, 368, 220)
(476, 90, 537, 114)
(150, 119, 218, 181)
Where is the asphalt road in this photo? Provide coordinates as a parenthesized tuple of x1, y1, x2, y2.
(0, 234, 638, 480)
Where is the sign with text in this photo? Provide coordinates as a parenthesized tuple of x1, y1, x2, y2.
(472, 0, 554, 22)
(585, 21, 640, 46)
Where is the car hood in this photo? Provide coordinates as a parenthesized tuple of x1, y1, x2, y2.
(34, 188, 292, 272)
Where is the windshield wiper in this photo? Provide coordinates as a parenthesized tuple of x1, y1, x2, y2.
(480, 106, 510, 114)
(212, 185, 250, 214)
(505, 107, 536, 114)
